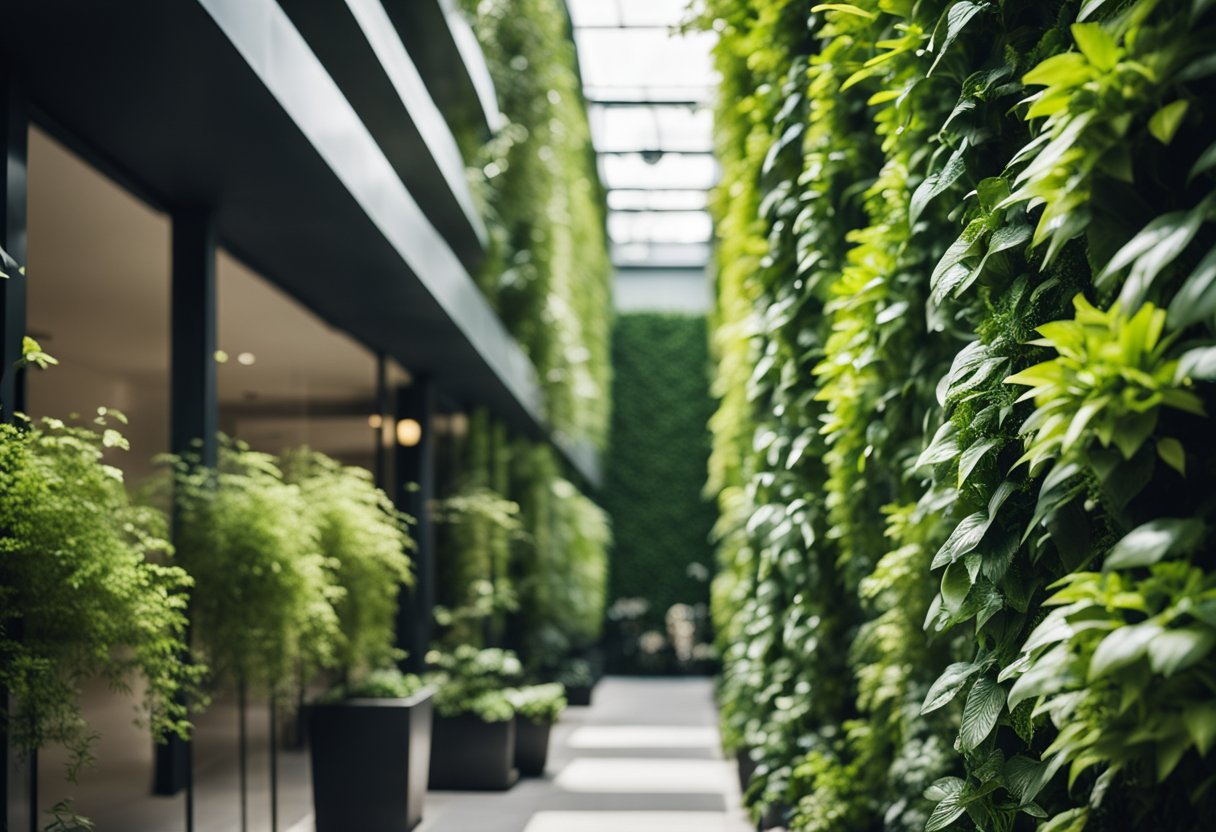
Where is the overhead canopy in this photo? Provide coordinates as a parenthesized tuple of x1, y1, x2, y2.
(1, 0, 599, 485)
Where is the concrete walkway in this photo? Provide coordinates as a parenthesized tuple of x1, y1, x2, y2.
(409, 676, 752, 832)
(15, 676, 749, 831)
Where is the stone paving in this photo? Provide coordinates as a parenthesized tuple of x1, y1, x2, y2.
(13, 676, 750, 831)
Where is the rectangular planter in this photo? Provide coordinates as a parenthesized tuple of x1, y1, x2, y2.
(514, 718, 552, 777)
(428, 713, 519, 790)
(309, 689, 433, 832)
(564, 681, 594, 706)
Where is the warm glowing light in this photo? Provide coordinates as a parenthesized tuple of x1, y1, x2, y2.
(237, 352, 256, 366)
(214, 350, 229, 363)
(368, 414, 383, 430)
(396, 418, 422, 447)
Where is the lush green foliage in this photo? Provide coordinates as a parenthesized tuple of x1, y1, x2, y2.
(438, 1, 612, 677)
(162, 438, 341, 694)
(509, 440, 610, 669)
(602, 314, 717, 639)
(0, 413, 197, 778)
(425, 644, 523, 722)
(507, 682, 566, 724)
(459, 0, 612, 452)
(434, 412, 610, 672)
(318, 668, 426, 703)
(704, 0, 1216, 830)
(282, 447, 414, 680)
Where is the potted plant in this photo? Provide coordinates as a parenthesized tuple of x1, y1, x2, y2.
(425, 645, 522, 790)
(308, 670, 431, 832)
(281, 449, 430, 832)
(508, 683, 566, 777)
(165, 438, 341, 831)
(0, 400, 199, 826)
(557, 658, 596, 706)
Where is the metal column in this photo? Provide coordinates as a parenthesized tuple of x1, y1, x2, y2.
(0, 67, 29, 832)
(153, 210, 217, 831)
(394, 377, 436, 672)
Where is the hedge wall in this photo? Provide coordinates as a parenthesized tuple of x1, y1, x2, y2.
(603, 314, 716, 644)
(704, 1, 1216, 831)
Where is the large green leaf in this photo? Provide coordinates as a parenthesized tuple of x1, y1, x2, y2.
(1148, 628, 1216, 676)
(923, 661, 981, 714)
(932, 511, 992, 569)
(1089, 622, 1163, 680)
(960, 675, 1006, 751)
(1103, 519, 1205, 570)
(929, 2, 988, 76)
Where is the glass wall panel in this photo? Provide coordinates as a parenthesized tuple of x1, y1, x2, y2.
(24, 126, 181, 827)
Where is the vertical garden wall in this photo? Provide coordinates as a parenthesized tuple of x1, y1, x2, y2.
(704, 1, 1216, 831)
(441, 0, 614, 673)
(602, 313, 717, 672)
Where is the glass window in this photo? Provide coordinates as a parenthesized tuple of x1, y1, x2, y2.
(25, 126, 171, 486)
(217, 251, 382, 472)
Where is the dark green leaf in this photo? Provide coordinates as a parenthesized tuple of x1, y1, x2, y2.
(933, 511, 991, 569)
(911, 142, 969, 225)
(923, 661, 980, 714)
(1182, 703, 1216, 755)
(960, 676, 1006, 751)
(929, 2, 988, 76)
(959, 437, 999, 486)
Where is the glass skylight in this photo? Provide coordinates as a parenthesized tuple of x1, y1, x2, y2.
(608, 211, 712, 245)
(589, 105, 713, 153)
(607, 190, 708, 211)
(567, 0, 716, 267)
(600, 153, 717, 191)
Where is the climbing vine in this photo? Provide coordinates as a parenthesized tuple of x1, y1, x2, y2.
(704, 1, 1216, 830)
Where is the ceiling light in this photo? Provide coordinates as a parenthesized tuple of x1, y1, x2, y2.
(396, 418, 422, 447)
(237, 352, 256, 366)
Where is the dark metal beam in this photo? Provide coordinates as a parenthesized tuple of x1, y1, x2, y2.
(596, 149, 714, 156)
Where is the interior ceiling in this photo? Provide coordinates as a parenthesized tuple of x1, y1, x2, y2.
(566, 0, 717, 269)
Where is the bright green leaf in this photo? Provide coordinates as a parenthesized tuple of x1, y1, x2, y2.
(1149, 100, 1190, 145)
(1157, 437, 1186, 476)
(1070, 23, 1119, 72)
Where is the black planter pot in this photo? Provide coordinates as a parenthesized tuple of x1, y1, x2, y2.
(735, 747, 757, 792)
(514, 718, 553, 777)
(564, 681, 594, 706)
(428, 713, 519, 790)
(308, 689, 434, 832)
